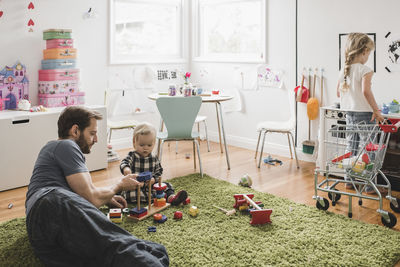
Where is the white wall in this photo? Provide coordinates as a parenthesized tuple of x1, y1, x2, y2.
(0, 0, 108, 105)
(297, 0, 400, 149)
(190, 0, 297, 158)
(4, 1, 397, 162)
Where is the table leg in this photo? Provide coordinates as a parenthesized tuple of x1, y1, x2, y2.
(215, 103, 223, 153)
(217, 102, 230, 170)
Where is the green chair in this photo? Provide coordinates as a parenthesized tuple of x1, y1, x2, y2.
(156, 96, 203, 177)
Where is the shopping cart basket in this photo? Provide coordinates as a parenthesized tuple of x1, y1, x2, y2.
(313, 118, 400, 228)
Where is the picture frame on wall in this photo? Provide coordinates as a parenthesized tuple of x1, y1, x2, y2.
(339, 33, 376, 72)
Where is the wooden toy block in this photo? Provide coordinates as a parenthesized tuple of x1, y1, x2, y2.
(153, 183, 167, 191)
(154, 198, 166, 207)
(107, 213, 122, 223)
(153, 213, 162, 221)
(174, 211, 183, 219)
(154, 215, 167, 223)
(233, 193, 254, 208)
(137, 171, 152, 182)
(148, 226, 156, 232)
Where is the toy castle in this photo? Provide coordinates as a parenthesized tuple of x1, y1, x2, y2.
(0, 61, 29, 110)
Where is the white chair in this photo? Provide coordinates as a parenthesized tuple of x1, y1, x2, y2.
(104, 90, 138, 143)
(255, 90, 299, 169)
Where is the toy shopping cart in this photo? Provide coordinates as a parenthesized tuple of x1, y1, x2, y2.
(313, 118, 400, 228)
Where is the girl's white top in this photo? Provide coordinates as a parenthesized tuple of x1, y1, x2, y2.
(339, 63, 373, 112)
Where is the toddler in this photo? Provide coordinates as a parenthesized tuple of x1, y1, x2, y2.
(120, 122, 187, 205)
(337, 32, 384, 194)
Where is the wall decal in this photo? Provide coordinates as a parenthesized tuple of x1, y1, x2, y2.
(0, 11, 3, 18)
(28, 2, 34, 9)
(385, 32, 400, 72)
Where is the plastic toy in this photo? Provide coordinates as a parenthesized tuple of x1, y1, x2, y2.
(382, 104, 389, 114)
(233, 194, 272, 225)
(154, 214, 167, 223)
(331, 152, 352, 163)
(127, 175, 170, 222)
(174, 211, 183, 219)
(238, 174, 252, 187)
(263, 155, 282, 165)
(0, 61, 29, 110)
(362, 153, 370, 164)
(189, 206, 199, 217)
(352, 161, 366, 173)
(183, 197, 191, 205)
(148, 226, 157, 232)
(213, 205, 236, 216)
(108, 208, 122, 223)
(0, 98, 9, 111)
(18, 99, 31, 111)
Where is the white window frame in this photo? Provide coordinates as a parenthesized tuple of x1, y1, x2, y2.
(192, 0, 267, 63)
(109, 0, 187, 64)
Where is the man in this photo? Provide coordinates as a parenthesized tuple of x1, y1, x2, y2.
(25, 106, 169, 266)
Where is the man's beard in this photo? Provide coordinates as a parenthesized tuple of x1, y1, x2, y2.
(76, 134, 91, 154)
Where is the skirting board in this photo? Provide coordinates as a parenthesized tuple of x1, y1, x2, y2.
(110, 131, 315, 163)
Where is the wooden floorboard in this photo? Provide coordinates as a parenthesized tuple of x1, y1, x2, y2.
(1, 140, 400, 265)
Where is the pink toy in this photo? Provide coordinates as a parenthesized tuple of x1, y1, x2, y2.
(46, 39, 73, 49)
(39, 69, 79, 81)
(234, 194, 272, 225)
(0, 61, 29, 109)
(38, 92, 85, 108)
(38, 80, 79, 94)
(0, 98, 9, 111)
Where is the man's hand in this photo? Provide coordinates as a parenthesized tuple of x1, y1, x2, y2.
(119, 174, 141, 191)
(145, 178, 156, 187)
(107, 195, 127, 209)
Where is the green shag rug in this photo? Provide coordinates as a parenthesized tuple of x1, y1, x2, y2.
(1, 173, 400, 266)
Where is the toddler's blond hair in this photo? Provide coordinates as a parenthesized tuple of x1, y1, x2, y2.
(133, 122, 156, 142)
(340, 33, 374, 91)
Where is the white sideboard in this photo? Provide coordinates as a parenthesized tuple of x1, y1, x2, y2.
(0, 105, 107, 191)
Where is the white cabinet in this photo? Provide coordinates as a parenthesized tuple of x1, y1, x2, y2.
(0, 105, 107, 191)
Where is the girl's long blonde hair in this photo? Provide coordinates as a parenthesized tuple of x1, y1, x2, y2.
(340, 33, 374, 91)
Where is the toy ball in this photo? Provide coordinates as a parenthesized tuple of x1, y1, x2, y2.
(238, 174, 252, 187)
(189, 206, 199, 217)
(153, 213, 163, 221)
(174, 211, 183, 219)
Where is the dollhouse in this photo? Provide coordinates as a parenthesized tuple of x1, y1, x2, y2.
(0, 61, 29, 110)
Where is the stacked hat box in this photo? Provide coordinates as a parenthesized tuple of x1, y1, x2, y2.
(38, 29, 84, 107)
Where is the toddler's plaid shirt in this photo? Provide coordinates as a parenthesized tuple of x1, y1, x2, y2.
(119, 151, 163, 203)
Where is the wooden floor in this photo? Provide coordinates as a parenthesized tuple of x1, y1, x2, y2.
(1, 140, 400, 229)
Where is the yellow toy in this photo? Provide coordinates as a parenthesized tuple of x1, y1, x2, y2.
(189, 206, 199, 217)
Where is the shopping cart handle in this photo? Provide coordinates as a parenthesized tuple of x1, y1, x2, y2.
(379, 118, 400, 133)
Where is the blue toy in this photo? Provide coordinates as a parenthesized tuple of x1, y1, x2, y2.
(382, 104, 389, 114)
(148, 226, 157, 232)
(263, 155, 282, 166)
(137, 171, 152, 182)
(154, 215, 168, 223)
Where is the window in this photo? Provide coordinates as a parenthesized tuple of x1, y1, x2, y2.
(194, 0, 266, 62)
(109, 0, 185, 64)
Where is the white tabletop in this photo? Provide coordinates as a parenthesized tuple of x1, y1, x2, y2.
(147, 93, 233, 103)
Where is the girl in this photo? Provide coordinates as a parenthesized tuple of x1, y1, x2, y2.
(337, 32, 384, 193)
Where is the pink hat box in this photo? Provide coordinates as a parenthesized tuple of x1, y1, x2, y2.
(38, 92, 85, 108)
(46, 39, 74, 49)
(38, 69, 79, 81)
